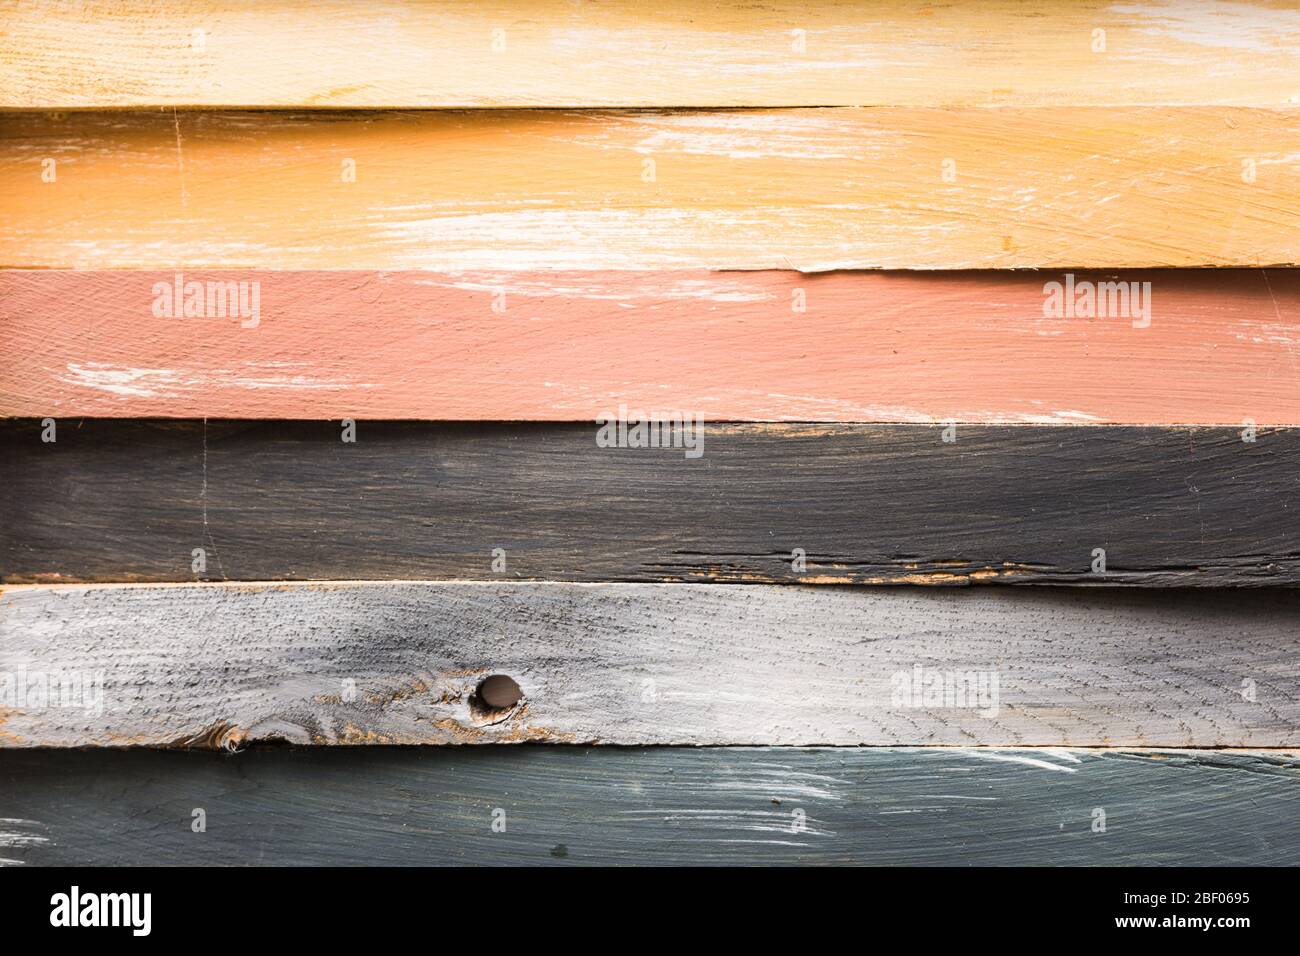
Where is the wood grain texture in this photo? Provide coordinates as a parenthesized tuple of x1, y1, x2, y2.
(4, 269, 1299, 424)
(4, 109, 1298, 270)
(2, 747, 1297, 866)
(4, 1, 1300, 109)
(2, 582, 1297, 748)
(2, 420, 1298, 586)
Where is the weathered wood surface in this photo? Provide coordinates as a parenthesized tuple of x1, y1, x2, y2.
(1, 583, 1297, 748)
(4, 269, 1298, 424)
(4, 1, 1300, 109)
(3, 421, 1299, 586)
(2, 748, 1297, 866)
(4, 109, 1298, 270)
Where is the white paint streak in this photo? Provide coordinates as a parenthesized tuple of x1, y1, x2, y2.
(426, 274, 772, 302)
(59, 363, 181, 398)
(61, 362, 376, 397)
(956, 750, 1081, 774)
(612, 111, 895, 161)
(1111, 0, 1300, 53)
(0, 818, 49, 865)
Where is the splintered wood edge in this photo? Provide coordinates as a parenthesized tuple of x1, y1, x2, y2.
(1, 581, 1297, 748)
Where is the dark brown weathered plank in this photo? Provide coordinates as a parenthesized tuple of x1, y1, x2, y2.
(2, 421, 1298, 585)
(1, 747, 1296, 866)
(2, 582, 1297, 748)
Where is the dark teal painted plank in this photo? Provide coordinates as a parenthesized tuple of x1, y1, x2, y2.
(2, 748, 1296, 866)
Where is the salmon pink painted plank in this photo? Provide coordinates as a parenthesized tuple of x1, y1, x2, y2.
(3, 269, 1298, 424)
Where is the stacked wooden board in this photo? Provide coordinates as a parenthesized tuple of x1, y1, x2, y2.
(1, 0, 1299, 867)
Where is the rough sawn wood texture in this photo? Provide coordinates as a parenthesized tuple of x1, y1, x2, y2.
(0, 583, 1297, 748)
(4, 0, 1300, 109)
(2, 748, 1297, 865)
(4, 109, 1298, 270)
(2, 420, 1298, 586)
(3, 269, 1298, 424)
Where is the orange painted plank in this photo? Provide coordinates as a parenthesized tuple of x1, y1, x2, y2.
(3, 269, 1298, 424)
(3, 109, 1299, 270)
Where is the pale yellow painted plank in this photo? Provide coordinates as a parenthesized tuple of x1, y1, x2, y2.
(2, 1, 1300, 109)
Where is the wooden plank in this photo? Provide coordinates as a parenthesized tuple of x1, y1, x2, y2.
(2, 582, 1297, 748)
(2, 420, 1298, 586)
(3, 109, 1297, 271)
(4, 1, 1300, 109)
(4, 268, 1298, 424)
(2, 747, 1296, 865)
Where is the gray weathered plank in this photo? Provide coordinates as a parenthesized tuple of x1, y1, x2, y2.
(1, 747, 1296, 866)
(2, 582, 1296, 747)
(3, 420, 1300, 585)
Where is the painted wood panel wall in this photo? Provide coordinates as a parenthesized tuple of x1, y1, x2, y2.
(3, 269, 1298, 423)
(3, 421, 1297, 586)
(4, 1, 1300, 109)
(1, 582, 1296, 748)
(2, 1, 1298, 881)
(3, 748, 1297, 866)
(3, 109, 1297, 270)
